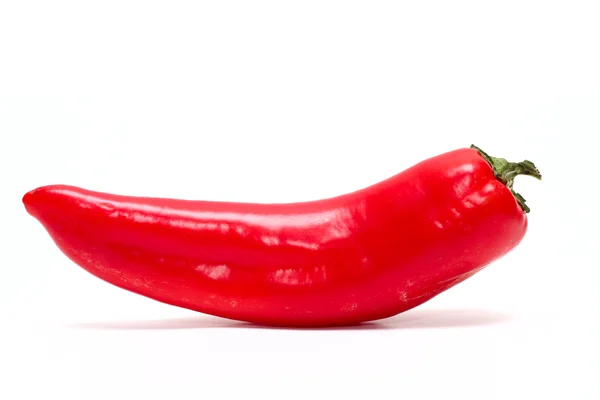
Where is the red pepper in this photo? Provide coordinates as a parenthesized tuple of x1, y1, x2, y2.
(23, 145, 541, 327)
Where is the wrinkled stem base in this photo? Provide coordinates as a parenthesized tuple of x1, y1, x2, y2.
(471, 145, 542, 213)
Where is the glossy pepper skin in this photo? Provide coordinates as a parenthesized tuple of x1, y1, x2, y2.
(23, 146, 541, 327)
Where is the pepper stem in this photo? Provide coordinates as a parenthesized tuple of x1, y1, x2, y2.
(470, 144, 542, 213)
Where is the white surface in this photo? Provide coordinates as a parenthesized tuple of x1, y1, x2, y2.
(1, 1, 598, 399)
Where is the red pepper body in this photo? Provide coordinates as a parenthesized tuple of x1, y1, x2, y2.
(23, 147, 535, 326)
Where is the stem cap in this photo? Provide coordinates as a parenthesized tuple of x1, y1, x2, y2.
(471, 144, 542, 213)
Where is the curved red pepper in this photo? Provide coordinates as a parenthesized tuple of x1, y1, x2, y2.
(23, 145, 541, 327)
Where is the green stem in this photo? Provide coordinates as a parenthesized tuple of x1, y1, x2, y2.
(470, 144, 542, 213)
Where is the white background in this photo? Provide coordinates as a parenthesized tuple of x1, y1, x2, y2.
(1, 1, 598, 399)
